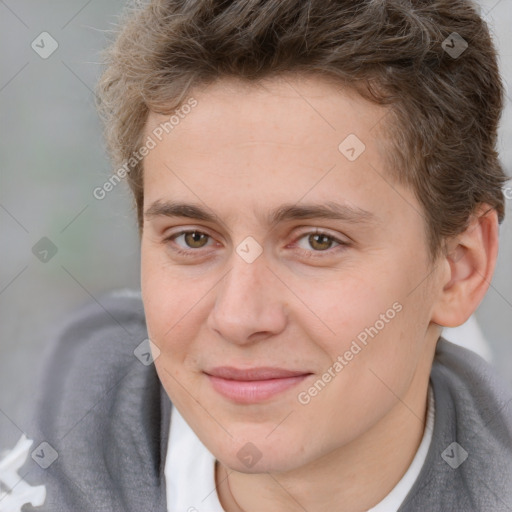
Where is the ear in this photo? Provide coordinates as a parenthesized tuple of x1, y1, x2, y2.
(431, 204, 499, 328)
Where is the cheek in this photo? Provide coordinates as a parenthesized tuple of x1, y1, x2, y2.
(141, 264, 204, 407)
(141, 244, 200, 359)
(298, 262, 426, 392)
(292, 269, 401, 354)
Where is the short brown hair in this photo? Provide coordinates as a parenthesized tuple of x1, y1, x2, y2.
(96, 0, 509, 259)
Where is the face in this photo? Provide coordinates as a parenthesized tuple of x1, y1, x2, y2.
(140, 75, 442, 474)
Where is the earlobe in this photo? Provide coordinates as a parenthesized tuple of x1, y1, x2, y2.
(431, 205, 499, 328)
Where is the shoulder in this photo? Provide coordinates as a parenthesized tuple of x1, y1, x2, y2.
(30, 288, 151, 421)
(0, 289, 170, 512)
(400, 337, 512, 511)
(49, 287, 147, 355)
(433, 337, 512, 431)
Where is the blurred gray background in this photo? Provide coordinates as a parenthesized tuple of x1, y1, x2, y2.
(1, 0, 511, 452)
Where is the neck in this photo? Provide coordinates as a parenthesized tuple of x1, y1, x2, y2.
(215, 364, 432, 512)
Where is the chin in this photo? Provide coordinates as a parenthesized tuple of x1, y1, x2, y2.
(212, 431, 310, 474)
(222, 453, 301, 475)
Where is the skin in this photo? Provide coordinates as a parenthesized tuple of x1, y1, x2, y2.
(140, 74, 498, 512)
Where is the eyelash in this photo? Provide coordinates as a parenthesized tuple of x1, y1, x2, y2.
(163, 229, 349, 259)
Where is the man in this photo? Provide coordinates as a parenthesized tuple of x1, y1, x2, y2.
(1, 1, 511, 511)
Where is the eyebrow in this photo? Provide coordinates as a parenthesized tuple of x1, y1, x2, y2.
(144, 200, 376, 226)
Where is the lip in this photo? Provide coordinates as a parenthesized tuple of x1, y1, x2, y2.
(204, 366, 313, 404)
(206, 366, 310, 380)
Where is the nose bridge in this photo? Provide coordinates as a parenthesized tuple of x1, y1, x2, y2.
(208, 250, 287, 343)
(218, 252, 270, 317)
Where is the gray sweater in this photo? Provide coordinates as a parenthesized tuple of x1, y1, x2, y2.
(5, 290, 512, 511)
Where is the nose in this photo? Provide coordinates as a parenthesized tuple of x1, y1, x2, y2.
(207, 253, 288, 345)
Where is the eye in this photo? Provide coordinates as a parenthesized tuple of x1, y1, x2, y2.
(165, 229, 215, 255)
(163, 228, 350, 259)
(293, 230, 349, 256)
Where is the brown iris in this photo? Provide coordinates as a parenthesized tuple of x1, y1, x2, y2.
(308, 233, 334, 251)
(184, 231, 209, 248)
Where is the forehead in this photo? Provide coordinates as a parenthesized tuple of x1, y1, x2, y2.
(144, 75, 389, 157)
(141, 75, 417, 229)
